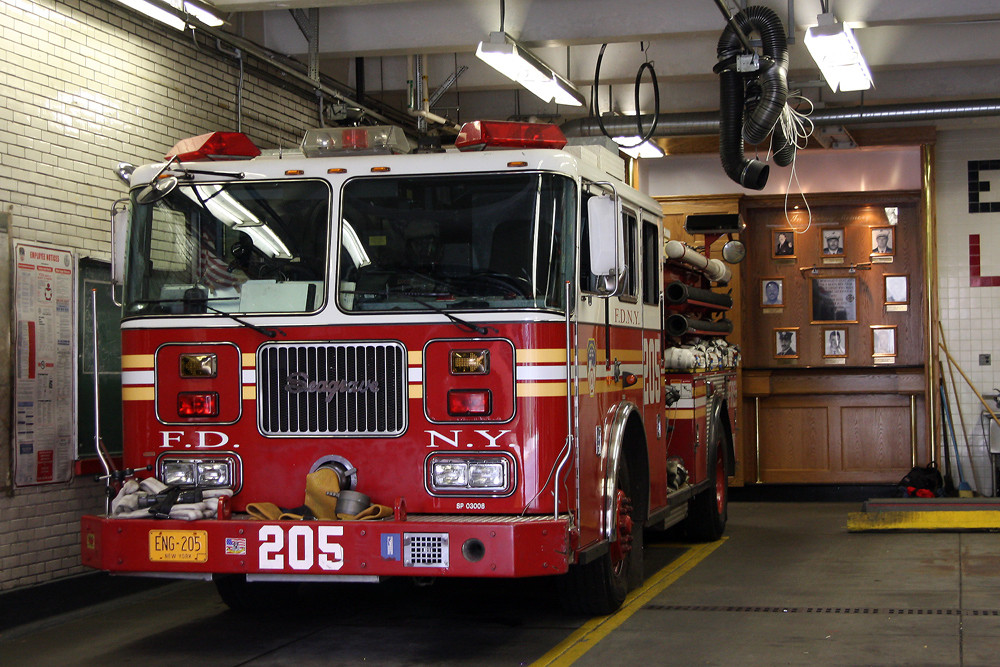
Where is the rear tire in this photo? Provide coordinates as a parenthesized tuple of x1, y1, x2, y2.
(686, 438, 728, 542)
(558, 457, 643, 615)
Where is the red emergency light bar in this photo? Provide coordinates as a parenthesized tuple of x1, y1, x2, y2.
(164, 132, 262, 162)
(455, 120, 567, 152)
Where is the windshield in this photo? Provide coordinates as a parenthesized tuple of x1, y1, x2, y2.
(339, 173, 576, 312)
(123, 180, 330, 316)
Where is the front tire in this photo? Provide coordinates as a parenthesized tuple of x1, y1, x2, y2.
(558, 457, 643, 615)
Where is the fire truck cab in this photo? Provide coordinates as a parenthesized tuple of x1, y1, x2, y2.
(81, 121, 739, 615)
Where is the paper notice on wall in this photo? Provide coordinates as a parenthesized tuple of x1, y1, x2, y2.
(13, 241, 77, 487)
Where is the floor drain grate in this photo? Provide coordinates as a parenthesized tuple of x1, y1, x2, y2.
(645, 604, 1000, 616)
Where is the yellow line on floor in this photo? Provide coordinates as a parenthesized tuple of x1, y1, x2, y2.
(532, 538, 726, 667)
(848, 510, 1000, 532)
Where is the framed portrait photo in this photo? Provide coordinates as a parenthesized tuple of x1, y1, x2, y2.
(774, 327, 799, 359)
(772, 229, 796, 258)
(821, 228, 845, 257)
(810, 276, 858, 323)
(761, 277, 784, 307)
(884, 274, 909, 305)
(822, 328, 848, 358)
(871, 325, 897, 357)
(871, 227, 895, 256)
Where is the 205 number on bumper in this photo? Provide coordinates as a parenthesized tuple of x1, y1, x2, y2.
(81, 515, 570, 579)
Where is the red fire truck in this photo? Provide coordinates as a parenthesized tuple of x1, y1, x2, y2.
(81, 120, 739, 614)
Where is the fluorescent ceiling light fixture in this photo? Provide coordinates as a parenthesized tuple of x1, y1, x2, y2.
(475, 32, 586, 107)
(113, 0, 224, 31)
(804, 13, 873, 92)
(613, 136, 664, 159)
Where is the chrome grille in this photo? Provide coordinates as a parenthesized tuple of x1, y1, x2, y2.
(258, 342, 407, 436)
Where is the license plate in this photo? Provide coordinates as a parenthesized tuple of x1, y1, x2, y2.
(149, 529, 209, 563)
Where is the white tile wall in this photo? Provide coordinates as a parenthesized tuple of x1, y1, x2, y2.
(935, 129, 1000, 496)
(0, 0, 320, 592)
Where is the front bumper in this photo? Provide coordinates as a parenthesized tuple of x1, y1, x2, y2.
(81, 513, 571, 579)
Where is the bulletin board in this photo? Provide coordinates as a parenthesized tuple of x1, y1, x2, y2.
(12, 241, 78, 487)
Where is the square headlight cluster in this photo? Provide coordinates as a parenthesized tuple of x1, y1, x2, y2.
(160, 457, 232, 488)
(428, 456, 512, 494)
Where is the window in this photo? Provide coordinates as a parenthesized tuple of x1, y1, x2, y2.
(620, 209, 638, 301)
(642, 220, 659, 305)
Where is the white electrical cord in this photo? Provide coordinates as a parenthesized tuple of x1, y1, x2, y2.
(774, 94, 816, 234)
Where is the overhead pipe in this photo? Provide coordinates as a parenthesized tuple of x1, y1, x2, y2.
(561, 98, 1000, 139)
(408, 54, 461, 132)
(182, 21, 399, 128)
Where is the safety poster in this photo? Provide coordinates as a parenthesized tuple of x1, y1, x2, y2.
(13, 241, 77, 487)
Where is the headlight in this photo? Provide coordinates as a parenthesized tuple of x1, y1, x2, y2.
(427, 455, 513, 495)
(432, 462, 468, 487)
(469, 462, 505, 488)
(197, 461, 231, 486)
(159, 457, 232, 488)
(162, 460, 197, 486)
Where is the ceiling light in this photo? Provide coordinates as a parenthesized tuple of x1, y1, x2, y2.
(475, 32, 585, 107)
(113, 0, 223, 31)
(804, 13, 873, 92)
(613, 136, 664, 159)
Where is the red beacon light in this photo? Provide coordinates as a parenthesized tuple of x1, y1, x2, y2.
(165, 132, 261, 162)
(301, 125, 411, 157)
(455, 120, 568, 152)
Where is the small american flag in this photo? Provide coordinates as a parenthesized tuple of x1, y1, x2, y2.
(199, 232, 243, 289)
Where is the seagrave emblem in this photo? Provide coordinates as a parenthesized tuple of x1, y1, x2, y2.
(284, 372, 380, 403)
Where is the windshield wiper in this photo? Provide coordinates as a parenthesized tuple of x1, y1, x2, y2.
(202, 303, 285, 338)
(131, 297, 285, 338)
(411, 298, 495, 336)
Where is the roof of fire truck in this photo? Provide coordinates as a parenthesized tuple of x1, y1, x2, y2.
(127, 121, 660, 214)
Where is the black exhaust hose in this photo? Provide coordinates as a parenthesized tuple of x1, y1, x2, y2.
(665, 281, 734, 309)
(665, 314, 734, 337)
(718, 6, 789, 145)
(715, 6, 790, 187)
(719, 68, 769, 189)
(745, 80, 794, 167)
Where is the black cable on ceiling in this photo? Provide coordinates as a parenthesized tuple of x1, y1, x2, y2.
(592, 43, 661, 149)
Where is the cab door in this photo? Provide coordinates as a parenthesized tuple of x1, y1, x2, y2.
(574, 194, 643, 548)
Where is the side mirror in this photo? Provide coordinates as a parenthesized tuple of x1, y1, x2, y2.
(111, 199, 129, 300)
(587, 194, 623, 294)
(135, 175, 178, 205)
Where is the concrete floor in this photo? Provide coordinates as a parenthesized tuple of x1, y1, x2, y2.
(2, 502, 999, 666)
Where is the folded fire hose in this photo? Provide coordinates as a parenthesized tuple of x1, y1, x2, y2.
(110, 477, 232, 520)
(246, 468, 392, 521)
(108, 468, 390, 521)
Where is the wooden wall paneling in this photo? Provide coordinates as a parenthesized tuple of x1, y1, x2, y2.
(757, 398, 831, 474)
(739, 191, 928, 485)
(754, 393, 921, 484)
(840, 402, 914, 472)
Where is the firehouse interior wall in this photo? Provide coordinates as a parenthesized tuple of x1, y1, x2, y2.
(739, 192, 928, 484)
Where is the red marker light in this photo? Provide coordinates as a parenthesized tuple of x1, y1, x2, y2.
(455, 120, 568, 151)
(177, 392, 219, 417)
(165, 132, 261, 162)
(447, 389, 492, 416)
